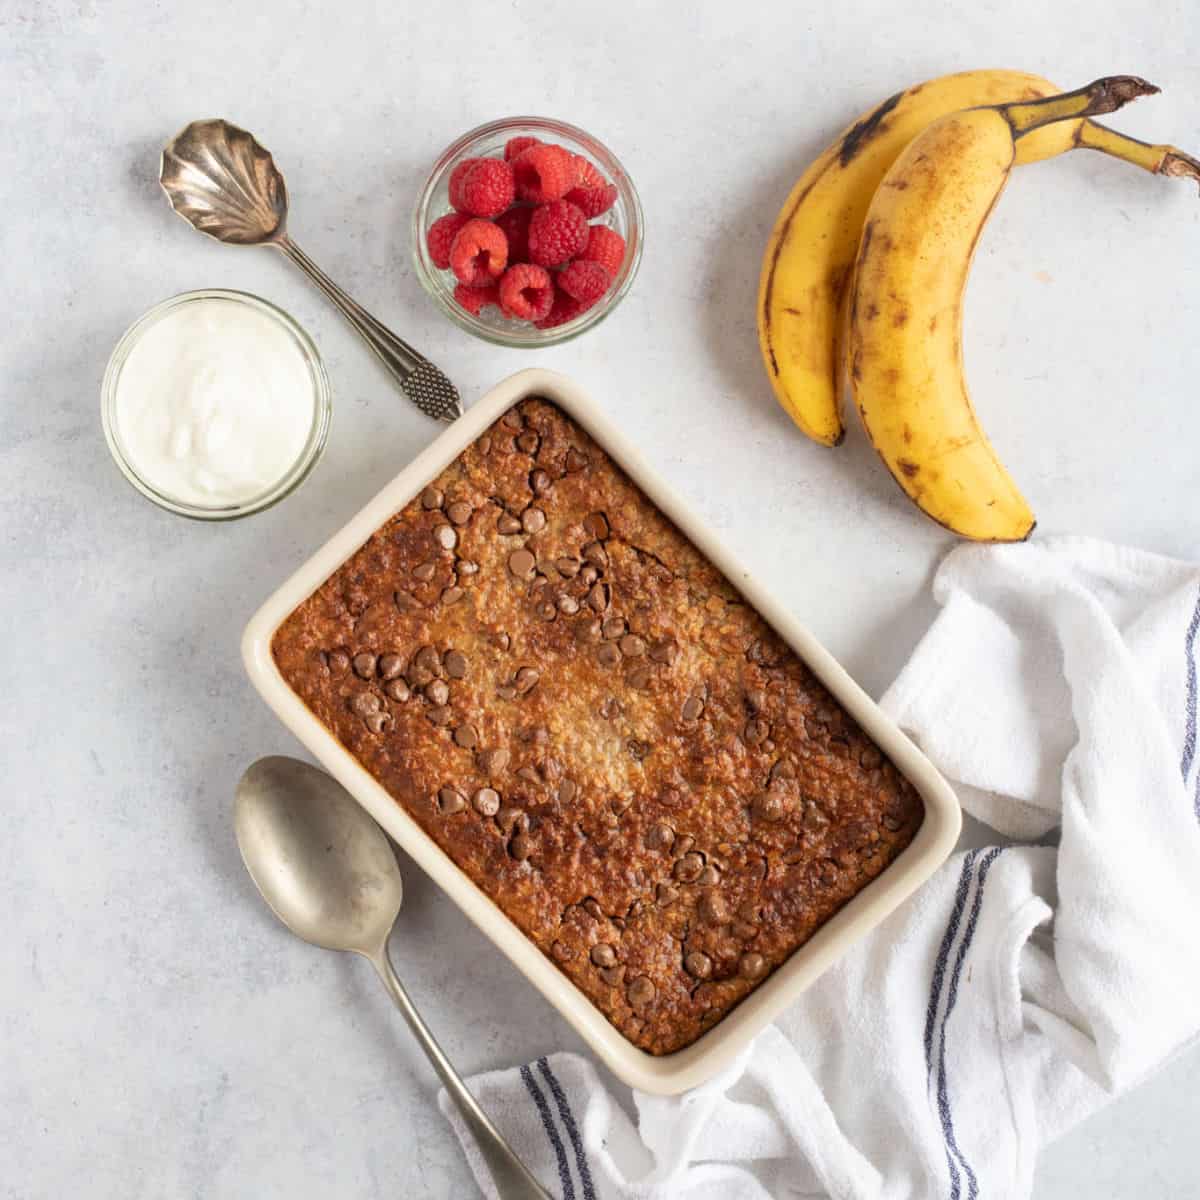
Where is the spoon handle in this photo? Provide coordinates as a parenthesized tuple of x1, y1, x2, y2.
(368, 947, 553, 1200)
(276, 236, 463, 422)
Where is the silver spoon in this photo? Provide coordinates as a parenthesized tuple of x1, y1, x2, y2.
(234, 756, 550, 1199)
(160, 119, 462, 423)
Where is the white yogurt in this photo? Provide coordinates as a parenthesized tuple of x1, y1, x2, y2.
(113, 297, 316, 507)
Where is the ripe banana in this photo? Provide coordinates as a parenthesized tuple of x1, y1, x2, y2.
(848, 77, 1158, 542)
(758, 69, 1200, 446)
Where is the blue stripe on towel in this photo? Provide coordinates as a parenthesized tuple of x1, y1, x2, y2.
(538, 1058, 597, 1200)
(936, 846, 1005, 1200)
(520, 1063, 574, 1200)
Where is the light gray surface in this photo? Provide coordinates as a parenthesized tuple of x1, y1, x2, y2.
(3, 2, 1198, 1197)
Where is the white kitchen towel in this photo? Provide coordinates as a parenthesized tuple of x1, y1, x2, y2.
(439, 536, 1200, 1200)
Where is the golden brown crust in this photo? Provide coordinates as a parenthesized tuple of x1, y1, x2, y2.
(271, 398, 923, 1054)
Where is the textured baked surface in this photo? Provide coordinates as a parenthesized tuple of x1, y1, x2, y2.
(271, 398, 924, 1054)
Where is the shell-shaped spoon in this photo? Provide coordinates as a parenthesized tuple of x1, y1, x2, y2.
(161, 120, 461, 422)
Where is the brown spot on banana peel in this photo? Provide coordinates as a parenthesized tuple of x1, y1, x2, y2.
(896, 458, 921, 478)
(902, 424, 913, 445)
(838, 89, 905, 166)
(892, 308, 909, 328)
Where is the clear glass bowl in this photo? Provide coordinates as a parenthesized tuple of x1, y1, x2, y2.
(412, 117, 643, 347)
(101, 289, 331, 520)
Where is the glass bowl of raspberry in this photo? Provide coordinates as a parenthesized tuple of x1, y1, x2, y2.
(413, 117, 643, 347)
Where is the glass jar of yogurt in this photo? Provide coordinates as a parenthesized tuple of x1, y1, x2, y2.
(101, 289, 331, 519)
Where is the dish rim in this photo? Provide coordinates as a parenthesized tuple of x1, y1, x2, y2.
(241, 366, 961, 1094)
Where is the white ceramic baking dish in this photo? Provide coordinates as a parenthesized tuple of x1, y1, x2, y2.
(242, 367, 961, 1095)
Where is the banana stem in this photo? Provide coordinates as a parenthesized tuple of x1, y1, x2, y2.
(1075, 122, 1200, 193)
(1004, 76, 1159, 137)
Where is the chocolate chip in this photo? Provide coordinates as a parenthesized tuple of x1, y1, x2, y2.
(385, 679, 411, 703)
(378, 654, 404, 680)
(579, 565, 599, 586)
(427, 704, 453, 725)
(684, 951, 713, 979)
(681, 695, 704, 721)
(602, 616, 626, 640)
(434, 524, 457, 551)
(497, 807, 529, 835)
(437, 787, 466, 813)
(394, 590, 420, 613)
(739, 953, 767, 980)
(447, 501, 472, 525)
(732, 921, 759, 941)
(859, 745, 883, 769)
(353, 652, 377, 678)
(627, 976, 655, 1009)
(495, 632, 511, 651)
(627, 666, 652, 690)
(530, 469, 551, 495)
(597, 643, 620, 667)
(590, 943, 617, 968)
(583, 512, 610, 539)
(364, 712, 391, 734)
(478, 434, 493, 455)
(509, 548, 536, 580)
(328, 650, 350, 673)
(557, 779, 577, 804)
(698, 891, 728, 925)
(558, 595, 580, 615)
(565, 448, 588, 472)
(497, 512, 522, 535)
(696, 865, 721, 888)
(472, 787, 500, 816)
(674, 852, 705, 883)
(619, 635, 645, 658)
(599, 697, 621, 719)
(752, 791, 785, 821)
(656, 883, 678, 906)
(515, 667, 539, 694)
(501, 409, 523, 430)
(454, 724, 477, 748)
(516, 430, 540, 455)
(551, 939, 573, 962)
(556, 556, 580, 577)
(648, 640, 677, 664)
(458, 560, 479, 576)
(522, 507, 546, 533)
(415, 645, 441, 676)
(350, 692, 381, 717)
(537, 601, 556, 621)
(441, 586, 464, 605)
(497, 685, 517, 700)
(413, 561, 437, 582)
(587, 583, 610, 612)
(598, 964, 626, 987)
(425, 678, 450, 706)
(421, 486, 443, 509)
(581, 897, 603, 920)
(737, 900, 762, 923)
(477, 747, 510, 775)
(675, 834, 696, 856)
(582, 541, 607, 567)
(509, 833, 532, 861)
(744, 718, 770, 745)
(645, 822, 675, 851)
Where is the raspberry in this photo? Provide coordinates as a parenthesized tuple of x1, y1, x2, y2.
(535, 287, 595, 330)
(427, 212, 471, 269)
(558, 259, 611, 304)
(564, 183, 618, 219)
(512, 144, 576, 203)
(572, 154, 605, 189)
(459, 158, 515, 218)
(448, 157, 484, 212)
(454, 282, 501, 316)
(449, 218, 508, 286)
(494, 206, 533, 263)
(527, 200, 588, 267)
(504, 135, 541, 162)
(578, 225, 626, 278)
(499, 264, 554, 322)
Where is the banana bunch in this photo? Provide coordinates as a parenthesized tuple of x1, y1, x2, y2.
(758, 70, 1200, 540)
